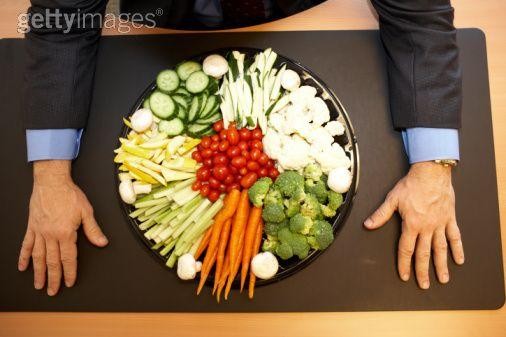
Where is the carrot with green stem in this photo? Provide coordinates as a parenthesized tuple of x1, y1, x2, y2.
(194, 226, 213, 260)
(197, 189, 240, 294)
(240, 207, 262, 291)
(213, 218, 232, 294)
(249, 219, 264, 299)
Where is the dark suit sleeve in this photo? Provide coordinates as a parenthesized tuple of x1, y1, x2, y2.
(370, 0, 462, 129)
(24, 0, 107, 129)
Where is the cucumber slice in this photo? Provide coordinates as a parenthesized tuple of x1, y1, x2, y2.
(206, 78, 219, 95)
(188, 96, 201, 122)
(187, 123, 211, 136)
(199, 93, 208, 117)
(176, 61, 202, 81)
(158, 118, 184, 136)
(142, 98, 150, 110)
(199, 95, 218, 118)
(195, 111, 221, 125)
(186, 71, 209, 94)
(174, 87, 191, 97)
(176, 104, 188, 121)
(172, 95, 189, 110)
(156, 70, 180, 93)
(150, 92, 177, 119)
(199, 128, 215, 136)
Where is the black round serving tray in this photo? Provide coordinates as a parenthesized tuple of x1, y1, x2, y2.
(117, 47, 360, 287)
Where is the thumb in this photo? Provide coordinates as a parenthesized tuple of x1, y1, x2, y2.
(82, 209, 108, 247)
(364, 192, 398, 230)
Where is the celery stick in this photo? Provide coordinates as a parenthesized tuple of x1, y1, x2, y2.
(166, 250, 178, 268)
(137, 205, 168, 222)
(139, 218, 157, 231)
(129, 207, 147, 218)
(173, 185, 200, 206)
(159, 207, 183, 225)
(180, 199, 223, 243)
(189, 235, 203, 257)
(153, 178, 195, 198)
(150, 222, 171, 240)
(144, 223, 160, 239)
(172, 199, 211, 239)
(135, 197, 168, 209)
(174, 239, 193, 256)
(181, 195, 203, 213)
(160, 239, 177, 256)
(144, 202, 171, 216)
(156, 199, 202, 242)
(151, 241, 164, 250)
(155, 208, 172, 223)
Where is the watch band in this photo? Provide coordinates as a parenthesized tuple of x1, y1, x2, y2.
(434, 159, 458, 167)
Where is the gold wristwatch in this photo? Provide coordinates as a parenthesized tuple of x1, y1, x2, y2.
(434, 159, 458, 167)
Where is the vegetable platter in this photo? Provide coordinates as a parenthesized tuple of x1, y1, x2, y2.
(114, 47, 359, 302)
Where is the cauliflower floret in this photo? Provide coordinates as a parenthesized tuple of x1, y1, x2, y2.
(263, 128, 282, 160)
(277, 136, 312, 170)
(314, 143, 351, 173)
(307, 97, 330, 126)
(283, 104, 312, 136)
(325, 120, 345, 136)
(289, 86, 317, 106)
(268, 112, 285, 133)
(328, 167, 352, 193)
(308, 127, 334, 150)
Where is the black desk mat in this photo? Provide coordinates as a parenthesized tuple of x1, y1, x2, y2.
(0, 29, 503, 312)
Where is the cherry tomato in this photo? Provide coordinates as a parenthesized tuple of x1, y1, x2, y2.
(201, 148, 213, 158)
(200, 184, 210, 197)
(191, 180, 202, 191)
(229, 166, 238, 175)
(210, 141, 219, 151)
(211, 134, 220, 143)
(200, 136, 211, 149)
(237, 140, 249, 151)
(218, 183, 227, 192)
(236, 175, 243, 182)
(251, 128, 263, 140)
(191, 151, 202, 163)
(227, 128, 240, 145)
(218, 140, 229, 152)
(208, 190, 220, 202)
(213, 120, 224, 132)
(268, 168, 280, 179)
(266, 160, 274, 168)
(258, 167, 269, 177)
(258, 153, 269, 165)
(231, 156, 247, 168)
(213, 154, 228, 166)
(241, 150, 250, 159)
(203, 158, 213, 167)
(223, 175, 234, 185)
(196, 167, 211, 181)
(239, 128, 251, 140)
(197, 144, 204, 151)
(209, 177, 220, 189)
(226, 183, 241, 193)
(219, 129, 228, 140)
(212, 165, 229, 181)
(226, 146, 241, 158)
(239, 167, 248, 175)
(246, 161, 260, 172)
(250, 139, 263, 150)
(241, 172, 258, 188)
(249, 148, 261, 161)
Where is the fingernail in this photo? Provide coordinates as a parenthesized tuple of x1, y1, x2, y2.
(421, 281, 430, 289)
(364, 219, 373, 228)
(98, 236, 109, 245)
(401, 274, 409, 281)
(65, 280, 73, 288)
(441, 273, 449, 283)
(34, 282, 43, 290)
(457, 256, 465, 265)
(47, 288, 56, 296)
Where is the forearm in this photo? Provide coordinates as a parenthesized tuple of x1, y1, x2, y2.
(33, 160, 71, 183)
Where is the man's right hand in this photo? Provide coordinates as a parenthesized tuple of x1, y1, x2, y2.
(17, 160, 108, 296)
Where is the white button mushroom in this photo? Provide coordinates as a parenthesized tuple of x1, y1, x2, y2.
(281, 69, 301, 91)
(251, 252, 279, 280)
(119, 179, 136, 204)
(130, 108, 153, 133)
(132, 181, 152, 195)
(327, 167, 352, 193)
(203, 54, 229, 79)
(177, 253, 201, 280)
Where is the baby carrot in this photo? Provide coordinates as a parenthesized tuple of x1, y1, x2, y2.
(213, 218, 232, 294)
(240, 207, 262, 291)
(197, 189, 240, 294)
(227, 190, 250, 282)
(194, 226, 213, 260)
(224, 244, 244, 300)
(216, 252, 230, 303)
(249, 220, 264, 299)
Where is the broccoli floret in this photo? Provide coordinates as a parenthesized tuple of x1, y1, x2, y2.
(274, 170, 305, 198)
(321, 205, 336, 218)
(289, 214, 313, 235)
(262, 235, 279, 253)
(300, 193, 322, 219)
(248, 177, 273, 207)
(275, 242, 294, 260)
(264, 187, 283, 206)
(327, 191, 343, 210)
(262, 203, 286, 223)
(305, 179, 328, 204)
(303, 163, 323, 181)
(284, 198, 301, 218)
(309, 220, 334, 250)
(277, 227, 311, 259)
(264, 219, 288, 236)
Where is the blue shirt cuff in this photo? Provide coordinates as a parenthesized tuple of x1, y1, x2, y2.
(26, 129, 83, 162)
(402, 128, 460, 164)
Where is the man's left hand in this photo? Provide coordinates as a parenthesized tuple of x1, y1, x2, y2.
(364, 162, 465, 289)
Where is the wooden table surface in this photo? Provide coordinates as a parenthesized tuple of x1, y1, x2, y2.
(1, 1, 505, 336)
